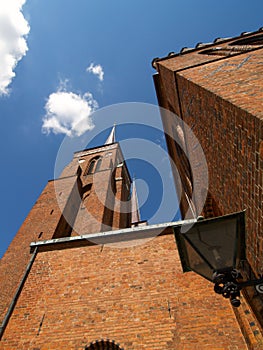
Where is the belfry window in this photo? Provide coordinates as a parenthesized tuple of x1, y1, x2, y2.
(95, 157, 102, 172)
(86, 159, 96, 175)
(85, 156, 102, 175)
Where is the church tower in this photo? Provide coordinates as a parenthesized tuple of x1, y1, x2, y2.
(56, 124, 132, 237)
(0, 126, 133, 329)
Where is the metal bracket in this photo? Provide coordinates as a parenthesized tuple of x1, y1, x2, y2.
(212, 269, 263, 307)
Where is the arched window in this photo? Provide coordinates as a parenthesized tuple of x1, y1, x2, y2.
(86, 159, 96, 175)
(95, 157, 102, 172)
(85, 339, 124, 350)
(85, 156, 102, 175)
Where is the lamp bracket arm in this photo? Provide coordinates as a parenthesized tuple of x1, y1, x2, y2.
(237, 275, 263, 289)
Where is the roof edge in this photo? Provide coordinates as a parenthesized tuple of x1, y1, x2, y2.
(152, 27, 263, 69)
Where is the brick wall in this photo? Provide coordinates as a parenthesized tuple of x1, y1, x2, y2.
(176, 49, 263, 273)
(0, 143, 131, 327)
(0, 232, 248, 349)
(154, 30, 263, 334)
(0, 180, 64, 325)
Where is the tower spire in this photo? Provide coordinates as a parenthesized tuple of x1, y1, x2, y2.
(105, 124, 116, 145)
(131, 178, 141, 224)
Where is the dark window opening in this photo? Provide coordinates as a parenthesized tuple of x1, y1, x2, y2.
(95, 157, 102, 172)
(85, 156, 103, 175)
(85, 340, 124, 350)
(86, 159, 96, 175)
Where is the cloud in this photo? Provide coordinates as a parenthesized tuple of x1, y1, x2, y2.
(42, 83, 98, 137)
(86, 63, 104, 82)
(0, 0, 30, 95)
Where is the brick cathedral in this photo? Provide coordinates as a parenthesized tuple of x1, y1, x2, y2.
(0, 29, 263, 349)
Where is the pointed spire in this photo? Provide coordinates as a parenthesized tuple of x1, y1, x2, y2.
(105, 124, 116, 145)
(131, 178, 141, 224)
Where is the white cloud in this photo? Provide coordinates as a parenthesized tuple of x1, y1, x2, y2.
(86, 63, 104, 82)
(0, 0, 30, 95)
(42, 83, 98, 137)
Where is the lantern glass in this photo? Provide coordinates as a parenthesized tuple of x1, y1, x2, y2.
(174, 211, 246, 282)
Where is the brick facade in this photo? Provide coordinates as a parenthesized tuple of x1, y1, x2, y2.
(0, 180, 62, 325)
(0, 230, 249, 349)
(154, 29, 263, 337)
(1, 135, 257, 349)
(0, 142, 131, 329)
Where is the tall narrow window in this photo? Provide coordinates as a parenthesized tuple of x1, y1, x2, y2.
(95, 157, 102, 172)
(86, 159, 96, 175)
(85, 156, 103, 175)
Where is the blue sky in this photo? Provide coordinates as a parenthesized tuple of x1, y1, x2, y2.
(0, 0, 262, 258)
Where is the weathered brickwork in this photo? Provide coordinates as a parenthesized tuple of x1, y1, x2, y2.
(0, 180, 65, 325)
(0, 232, 248, 349)
(0, 142, 131, 331)
(156, 40, 263, 274)
(71, 143, 131, 233)
(154, 29, 263, 339)
(176, 72, 263, 273)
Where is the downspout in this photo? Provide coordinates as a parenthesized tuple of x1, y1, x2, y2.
(0, 247, 38, 340)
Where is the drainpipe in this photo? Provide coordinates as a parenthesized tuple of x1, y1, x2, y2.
(0, 247, 38, 340)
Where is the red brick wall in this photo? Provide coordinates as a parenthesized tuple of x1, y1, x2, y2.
(0, 180, 63, 325)
(156, 39, 263, 274)
(176, 50, 263, 274)
(154, 31, 263, 334)
(0, 143, 131, 326)
(0, 232, 247, 349)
